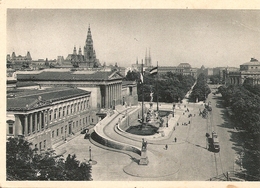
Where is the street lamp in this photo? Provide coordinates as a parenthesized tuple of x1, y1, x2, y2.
(89, 146, 92, 163)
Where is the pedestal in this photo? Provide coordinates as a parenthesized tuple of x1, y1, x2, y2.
(139, 149, 149, 165)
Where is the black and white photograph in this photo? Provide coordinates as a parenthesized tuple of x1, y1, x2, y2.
(3, 1, 260, 187)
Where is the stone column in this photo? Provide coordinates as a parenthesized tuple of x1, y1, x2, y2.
(34, 112, 37, 133)
(115, 84, 117, 105)
(108, 85, 111, 108)
(106, 85, 109, 108)
(24, 115, 28, 137)
(39, 111, 42, 131)
(29, 113, 32, 135)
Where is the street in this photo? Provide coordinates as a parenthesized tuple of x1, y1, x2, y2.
(54, 85, 242, 181)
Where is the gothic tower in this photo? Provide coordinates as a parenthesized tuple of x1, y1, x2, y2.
(144, 48, 152, 67)
(84, 25, 96, 67)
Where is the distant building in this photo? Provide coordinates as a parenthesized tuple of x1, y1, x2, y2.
(6, 51, 32, 70)
(65, 25, 100, 68)
(147, 63, 197, 78)
(227, 58, 260, 85)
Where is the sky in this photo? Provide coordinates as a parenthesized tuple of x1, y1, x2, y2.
(6, 9, 260, 68)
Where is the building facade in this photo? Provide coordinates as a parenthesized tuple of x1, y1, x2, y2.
(227, 58, 260, 85)
(7, 51, 32, 70)
(16, 69, 127, 109)
(7, 87, 93, 150)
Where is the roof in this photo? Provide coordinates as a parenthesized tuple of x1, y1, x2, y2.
(17, 70, 123, 81)
(7, 87, 91, 111)
(16, 81, 39, 87)
(241, 61, 260, 66)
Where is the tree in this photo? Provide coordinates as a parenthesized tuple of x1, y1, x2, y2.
(6, 137, 92, 181)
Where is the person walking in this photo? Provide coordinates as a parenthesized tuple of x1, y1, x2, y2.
(174, 137, 177, 142)
(165, 144, 168, 150)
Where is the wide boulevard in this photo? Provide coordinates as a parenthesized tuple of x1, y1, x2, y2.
(55, 84, 242, 181)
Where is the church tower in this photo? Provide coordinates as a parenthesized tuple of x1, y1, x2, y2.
(84, 25, 97, 67)
(144, 48, 152, 67)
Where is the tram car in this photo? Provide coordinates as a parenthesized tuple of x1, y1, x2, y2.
(212, 131, 220, 152)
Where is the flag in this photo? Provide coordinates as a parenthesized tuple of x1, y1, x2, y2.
(140, 72, 143, 83)
(150, 66, 158, 75)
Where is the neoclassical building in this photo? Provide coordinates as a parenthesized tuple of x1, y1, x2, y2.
(7, 87, 93, 150)
(16, 69, 135, 109)
(227, 58, 260, 85)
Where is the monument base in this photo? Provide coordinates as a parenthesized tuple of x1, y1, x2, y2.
(139, 149, 149, 165)
(139, 157, 149, 165)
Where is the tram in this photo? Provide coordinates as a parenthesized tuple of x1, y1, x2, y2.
(212, 131, 220, 152)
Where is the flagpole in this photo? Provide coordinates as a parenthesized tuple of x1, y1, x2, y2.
(141, 60, 144, 129)
(156, 61, 159, 112)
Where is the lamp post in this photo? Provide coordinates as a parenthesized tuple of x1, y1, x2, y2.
(89, 146, 92, 163)
(166, 116, 168, 127)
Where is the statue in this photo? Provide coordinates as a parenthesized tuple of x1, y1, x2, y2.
(150, 91, 154, 102)
(142, 138, 148, 150)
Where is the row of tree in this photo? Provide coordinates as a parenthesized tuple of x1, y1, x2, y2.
(125, 70, 196, 103)
(6, 137, 92, 181)
(189, 73, 211, 102)
(218, 83, 260, 179)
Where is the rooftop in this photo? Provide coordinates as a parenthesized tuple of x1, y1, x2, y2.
(17, 70, 123, 81)
(7, 87, 91, 111)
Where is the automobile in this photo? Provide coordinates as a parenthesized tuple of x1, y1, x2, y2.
(81, 128, 89, 134)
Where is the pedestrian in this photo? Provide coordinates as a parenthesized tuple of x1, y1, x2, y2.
(175, 137, 177, 142)
(177, 123, 179, 126)
(188, 121, 190, 124)
(165, 144, 168, 150)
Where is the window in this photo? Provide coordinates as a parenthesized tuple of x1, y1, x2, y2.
(49, 111, 52, 121)
(54, 109, 57, 119)
(8, 124, 13, 134)
(80, 119, 81, 126)
(71, 104, 73, 114)
(58, 107, 62, 118)
(67, 105, 70, 115)
(129, 87, 133, 96)
(76, 121, 78, 127)
(57, 129, 59, 136)
(86, 117, 88, 125)
(83, 118, 85, 125)
(92, 118, 94, 123)
(35, 144, 38, 149)
(78, 102, 80, 111)
(43, 140, 46, 148)
(52, 131, 54, 138)
(73, 122, 75, 128)
(63, 106, 66, 117)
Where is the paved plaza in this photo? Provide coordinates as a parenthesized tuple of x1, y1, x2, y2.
(54, 86, 242, 181)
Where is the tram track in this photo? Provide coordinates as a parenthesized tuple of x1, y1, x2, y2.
(207, 110, 224, 177)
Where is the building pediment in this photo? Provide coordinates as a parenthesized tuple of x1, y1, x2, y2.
(108, 71, 124, 80)
(27, 97, 51, 109)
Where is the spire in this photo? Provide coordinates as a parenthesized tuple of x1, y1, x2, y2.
(73, 46, 77, 55)
(78, 46, 82, 55)
(26, 51, 32, 60)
